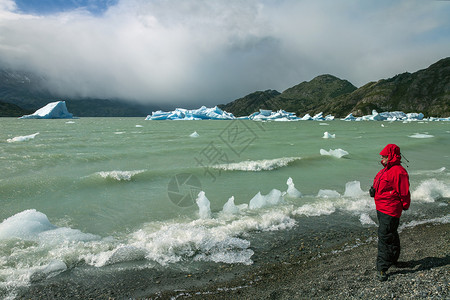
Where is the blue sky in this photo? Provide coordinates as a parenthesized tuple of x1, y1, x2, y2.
(14, 0, 117, 15)
(0, 0, 449, 107)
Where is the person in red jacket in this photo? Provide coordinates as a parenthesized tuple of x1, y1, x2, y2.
(372, 144, 410, 281)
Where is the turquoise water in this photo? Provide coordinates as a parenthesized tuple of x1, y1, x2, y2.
(0, 118, 449, 295)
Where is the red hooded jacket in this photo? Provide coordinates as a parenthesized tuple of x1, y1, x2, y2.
(373, 144, 411, 218)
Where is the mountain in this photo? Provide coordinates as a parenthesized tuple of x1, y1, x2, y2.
(0, 70, 161, 117)
(217, 90, 281, 117)
(0, 100, 32, 117)
(343, 57, 450, 117)
(220, 57, 450, 118)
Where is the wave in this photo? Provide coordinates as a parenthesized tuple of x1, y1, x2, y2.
(410, 167, 446, 176)
(213, 157, 301, 171)
(94, 170, 146, 181)
(411, 178, 450, 202)
(408, 133, 434, 138)
(1, 176, 448, 296)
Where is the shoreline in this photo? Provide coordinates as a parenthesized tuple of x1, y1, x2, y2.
(155, 222, 449, 299)
(13, 220, 449, 299)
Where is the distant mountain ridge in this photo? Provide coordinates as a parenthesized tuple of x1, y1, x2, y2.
(1, 57, 449, 117)
(0, 70, 161, 117)
(220, 57, 450, 118)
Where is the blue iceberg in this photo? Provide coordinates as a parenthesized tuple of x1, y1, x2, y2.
(20, 101, 74, 119)
(343, 110, 431, 121)
(145, 106, 235, 120)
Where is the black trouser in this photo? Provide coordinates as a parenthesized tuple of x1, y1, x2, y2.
(376, 211, 400, 272)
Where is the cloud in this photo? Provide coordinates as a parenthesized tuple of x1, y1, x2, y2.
(0, 0, 449, 106)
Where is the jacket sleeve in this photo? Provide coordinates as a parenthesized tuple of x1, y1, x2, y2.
(396, 172, 411, 210)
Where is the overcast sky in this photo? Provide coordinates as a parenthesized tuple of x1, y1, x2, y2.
(0, 0, 449, 107)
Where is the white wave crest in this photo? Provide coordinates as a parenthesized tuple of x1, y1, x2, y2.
(293, 201, 336, 217)
(408, 133, 434, 138)
(411, 179, 450, 202)
(7, 132, 39, 143)
(213, 157, 301, 171)
(95, 170, 145, 181)
(410, 167, 446, 176)
(400, 215, 450, 231)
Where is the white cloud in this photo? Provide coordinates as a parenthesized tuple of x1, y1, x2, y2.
(0, 0, 449, 106)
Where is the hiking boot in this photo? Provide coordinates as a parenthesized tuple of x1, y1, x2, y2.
(377, 270, 388, 281)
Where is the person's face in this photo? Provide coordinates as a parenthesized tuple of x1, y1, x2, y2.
(381, 155, 388, 165)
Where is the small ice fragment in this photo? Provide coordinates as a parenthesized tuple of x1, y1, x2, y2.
(190, 131, 199, 138)
(320, 148, 349, 158)
(7, 132, 39, 143)
(196, 191, 211, 219)
(322, 132, 335, 139)
(286, 177, 302, 198)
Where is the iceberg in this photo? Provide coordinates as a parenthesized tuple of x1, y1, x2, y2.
(145, 106, 235, 120)
(342, 113, 357, 121)
(248, 109, 299, 121)
(20, 101, 74, 119)
(343, 110, 431, 122)
(144, 105, 446, 122)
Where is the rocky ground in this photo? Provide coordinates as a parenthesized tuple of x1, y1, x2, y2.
(154, 222, 449, 300)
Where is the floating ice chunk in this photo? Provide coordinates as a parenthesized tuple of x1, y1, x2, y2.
(312, 112, 324, 121)
(322, 131, 335, 139)
(248, 109, 299, 121)
(190, 131, 199, 138)
(408, 133, 434, 138)
(286, 177, 302, 198)
(320, 148, 349, 158)
(406, 113, 424, 120)
(135, 125, 143, 127)
(20, 101, 73, 119)
(196, 191, 211, 219)
(343, 181, 366, 198)
(317, 189, 341, 198)
(7, 132, 39, 143)
(222, 196, 247, 215)
(301, 114, 312, 120)
(342, 113, 357, 121)
(249, 189, 283, 210)
(0, 209, 56, 240)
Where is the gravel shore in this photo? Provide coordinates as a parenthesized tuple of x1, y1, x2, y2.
(13, 221, 448, 299)
(154, 222, 449, 300)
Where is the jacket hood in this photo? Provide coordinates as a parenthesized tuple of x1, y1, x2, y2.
(380, 144, 401, 167)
